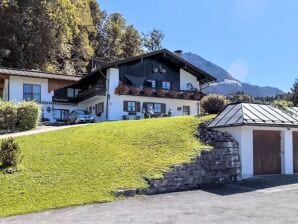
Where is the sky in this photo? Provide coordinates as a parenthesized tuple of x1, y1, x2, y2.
(98, 0, 298, 92)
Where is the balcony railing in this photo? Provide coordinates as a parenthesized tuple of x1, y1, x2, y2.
(115, 83, 204, 101)
(77, 85, 106, 102)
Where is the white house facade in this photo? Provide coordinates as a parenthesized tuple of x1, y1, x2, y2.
(0, 49, 217, 123)
(53, 49, 216, 122)
(0, 68, 81, 123)
(208, 103, 298, 179)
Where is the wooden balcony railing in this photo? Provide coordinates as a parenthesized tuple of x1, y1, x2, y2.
(77, 85, 106, 102)
(115, 83, 204, 101)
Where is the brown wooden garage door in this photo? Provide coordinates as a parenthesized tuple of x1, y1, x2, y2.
(253, 130, 281, 175)
(293, 132, 298, 173)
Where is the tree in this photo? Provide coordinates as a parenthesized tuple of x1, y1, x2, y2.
(291, 79, 298, 106)
(120, 25, 143, 59)
(0, 0, 54, 70)
(0, 1, 164, 74)
(143, 28, 164, 52)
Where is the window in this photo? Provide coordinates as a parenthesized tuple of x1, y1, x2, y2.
(67, 88, 80, 98)
(128, 101, 136, 112)
(186, 83, 193, 91)
(124, 101, 140, 113)
(154, 103, 161, 113)
(95, 102, 104, 116)
(162, 81, 171, 90)
(23, 84, 41, 101)
(74, 89, 80, 97)
(53, 109, 69, 121)
(147, 79, 156, 88)
(183, 106, 190, 115)
(144, 102, 166, 114)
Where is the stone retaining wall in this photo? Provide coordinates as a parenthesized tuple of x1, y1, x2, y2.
(116, 122, 241, 197)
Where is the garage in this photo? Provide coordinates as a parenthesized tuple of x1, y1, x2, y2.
(293, 132, 298, 173)
(253, 130, 281, 175)
(208, 102, 298, 178)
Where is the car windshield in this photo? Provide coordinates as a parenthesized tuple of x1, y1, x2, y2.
(75, 110, 89, 115)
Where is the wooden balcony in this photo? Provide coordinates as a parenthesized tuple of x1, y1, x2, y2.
(77, 85, 106, 102)
(115, 83, 205, 101)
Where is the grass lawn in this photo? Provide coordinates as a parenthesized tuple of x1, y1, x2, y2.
(0, 115, 213, 217)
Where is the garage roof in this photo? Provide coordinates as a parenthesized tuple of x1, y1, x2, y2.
(208, 103, 298, 128)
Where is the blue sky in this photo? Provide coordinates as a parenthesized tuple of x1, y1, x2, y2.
(98, 0, 298, 92)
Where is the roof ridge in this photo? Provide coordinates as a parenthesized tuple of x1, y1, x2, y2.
(0, 67, 81, 77)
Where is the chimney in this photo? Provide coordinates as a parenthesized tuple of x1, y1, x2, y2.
(174, 50, 183, 57)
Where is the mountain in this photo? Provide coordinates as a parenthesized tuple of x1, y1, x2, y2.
(183, 52, 284, 97)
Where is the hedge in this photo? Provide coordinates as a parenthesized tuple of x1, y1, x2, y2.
(0, 100, 40, 132)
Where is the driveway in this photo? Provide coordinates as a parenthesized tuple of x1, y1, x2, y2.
(0, 123, 87, 139)
(1, 175, 298, 224)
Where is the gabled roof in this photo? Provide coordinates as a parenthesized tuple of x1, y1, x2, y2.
(87, 49, 217, 84)
(208, 103, 298, 128)
(0, 67, 81, 81)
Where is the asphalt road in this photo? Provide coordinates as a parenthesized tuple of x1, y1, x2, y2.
(1, 175, 298, 224)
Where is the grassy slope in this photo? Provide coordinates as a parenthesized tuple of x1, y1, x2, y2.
(0, 115, 213, 217)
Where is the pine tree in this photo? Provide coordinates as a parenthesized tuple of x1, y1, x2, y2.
(120, 25, 143, 59)
(143, 28, 164, 52)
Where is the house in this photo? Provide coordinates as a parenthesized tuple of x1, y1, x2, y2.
(0, 68, 81, 122)
(52, 49, 216, 121)
(208, 102, 298, 179)
(0, 49, 217, 122)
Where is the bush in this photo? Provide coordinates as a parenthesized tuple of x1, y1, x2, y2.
(0, 100, 17, 131)
(17, 101, 40, 130)
(272, 99, 294, 109)
(0, 100, 40, 132)
(201, 94, 227, 114)
(0, 137, 22, 168)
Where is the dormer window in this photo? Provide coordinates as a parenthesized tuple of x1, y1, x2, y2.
(146, 79, 156, 89)
(162, 81, 171, 90)
(186, 83, 193, 91)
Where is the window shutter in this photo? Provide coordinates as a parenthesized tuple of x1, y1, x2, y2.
(123, 101, 128, 112)
(161, 103, 166, 113)
(136, 102, 141, 112)
(100, 102, 104, 113)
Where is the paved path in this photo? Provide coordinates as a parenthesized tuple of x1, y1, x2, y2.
(1, 176, 298, 224)
(0, 124, 87, 139)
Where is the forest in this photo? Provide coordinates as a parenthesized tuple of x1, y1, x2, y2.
(0, 0, 164, 75)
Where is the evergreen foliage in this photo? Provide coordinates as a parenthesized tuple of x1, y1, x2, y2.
(0, 1, 164, 75)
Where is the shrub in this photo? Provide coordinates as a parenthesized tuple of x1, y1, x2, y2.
(16, 101, 40, 130)
(272, 99, 294, 109)
(201, 94, 228, 114)
(0, 100, 17, 131)
(0, 137, 22, 168)
(0, 100, 40, 132)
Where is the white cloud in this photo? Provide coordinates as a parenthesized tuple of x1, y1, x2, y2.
(227, 59, 249, 81)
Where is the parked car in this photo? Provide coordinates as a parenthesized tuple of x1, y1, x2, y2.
(68, 109, 95, 124)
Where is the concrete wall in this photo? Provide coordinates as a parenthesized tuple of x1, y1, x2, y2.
(216, 125, 298, 178)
